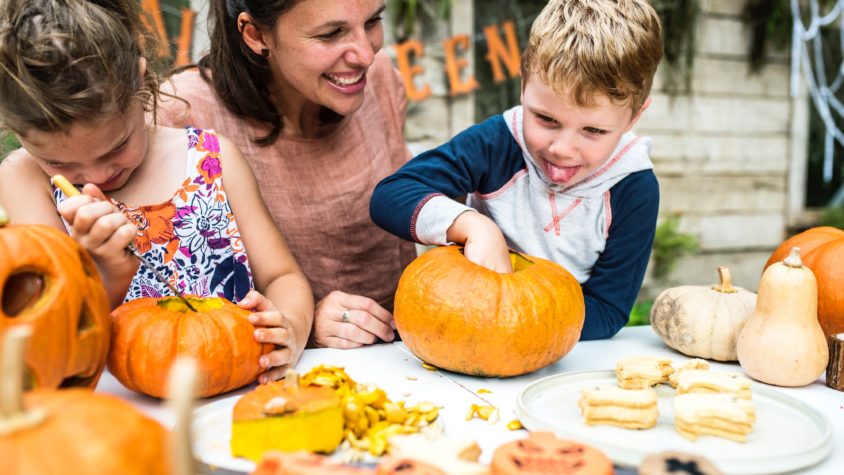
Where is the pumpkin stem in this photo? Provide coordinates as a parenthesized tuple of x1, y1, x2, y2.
(711, 266, 737, 293)
(783, 247, 803, 268)
(0, 326, 46, 435)
(284, 369, 299, 390)
(0, 202, 7, 227)
(167, 357, 198, 475)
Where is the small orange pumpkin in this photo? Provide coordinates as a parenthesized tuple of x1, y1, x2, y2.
(765, 226, 844, 337)
(394, 246, 585, 377)
(0, 205, 110, 389)
(491, 432, 613, 475)
(108, 296, 272, 398)
(0, 326, 169, 474)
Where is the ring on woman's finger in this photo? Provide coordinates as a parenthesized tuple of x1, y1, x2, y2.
(341, 309, 350, 323)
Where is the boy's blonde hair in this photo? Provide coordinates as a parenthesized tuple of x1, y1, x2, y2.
(521, 0, 663, 113)
(0, 0, 161, 136)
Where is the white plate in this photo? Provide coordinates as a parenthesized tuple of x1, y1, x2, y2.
(515, 370, 832, 475)
(193, 395, 254, 473)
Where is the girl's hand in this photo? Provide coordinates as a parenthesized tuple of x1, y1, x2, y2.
(239, 289, 303, 383)
(311, 291, 396, 349)
(56, 183, 137, 277)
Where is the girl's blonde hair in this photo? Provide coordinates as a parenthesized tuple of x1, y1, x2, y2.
(0, 0, 160, 136)
(521, 0, 663, 112)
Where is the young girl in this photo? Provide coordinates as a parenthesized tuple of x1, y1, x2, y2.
(0, 0, 313, 383)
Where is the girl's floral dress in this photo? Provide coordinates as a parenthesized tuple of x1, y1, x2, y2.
(53, 128, 254, 303)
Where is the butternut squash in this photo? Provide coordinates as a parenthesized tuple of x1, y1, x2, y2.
(736, 247, 829, 386)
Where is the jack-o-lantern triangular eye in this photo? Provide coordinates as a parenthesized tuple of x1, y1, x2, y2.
(516, 440, 544, 452)
(2, 272, 45, 316)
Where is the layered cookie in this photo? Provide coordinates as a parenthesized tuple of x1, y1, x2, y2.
(616, 355, 674, 389)
(674, 394, 756, 442)
(668, 359, 710, 388)
(675, 370, 752, 400)
(578, 385, 659, 429)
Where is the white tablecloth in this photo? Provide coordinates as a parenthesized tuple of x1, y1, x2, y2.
(96, 326, 842, 474)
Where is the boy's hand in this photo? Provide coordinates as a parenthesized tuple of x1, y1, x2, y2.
(311, 291, 396, 349)
(56, 183, 137, 275)
(239, 289, 303, 383)
(448, 211, 513, 274)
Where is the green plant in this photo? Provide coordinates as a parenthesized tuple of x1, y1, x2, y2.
(652, 214, 699, 279)
(650, 0, 700, 95)
(627, 299, 653, 327)
(388, 0, 452, 41)
(0, 132, 18, 161)
(819, 206, 844, 229)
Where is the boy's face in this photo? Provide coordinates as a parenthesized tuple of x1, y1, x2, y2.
(521, 76, 649, 187)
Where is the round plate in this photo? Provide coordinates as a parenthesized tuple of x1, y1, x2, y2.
(192, 395, 254, 473)
(515, 370, 832, 475)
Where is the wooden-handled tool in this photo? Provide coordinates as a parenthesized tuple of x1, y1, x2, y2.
(52, 174, 198, 311)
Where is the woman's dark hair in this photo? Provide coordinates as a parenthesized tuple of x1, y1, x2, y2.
(0, 0, 161, 135)
(199, 0, 301, 146)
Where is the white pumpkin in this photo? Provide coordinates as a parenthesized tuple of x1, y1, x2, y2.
(650, 266, 756, 361)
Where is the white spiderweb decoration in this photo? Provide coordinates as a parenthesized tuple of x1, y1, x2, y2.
(791, 0, 844, 205)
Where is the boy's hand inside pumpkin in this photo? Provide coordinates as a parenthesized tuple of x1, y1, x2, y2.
(449, 211, 513, 274)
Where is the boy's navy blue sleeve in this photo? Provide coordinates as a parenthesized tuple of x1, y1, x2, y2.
(370, 115, 522, 242)
(580, 170, 659, 340)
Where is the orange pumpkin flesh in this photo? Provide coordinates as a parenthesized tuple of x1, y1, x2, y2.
(0, 222, 110, 389)
(490, 432, 613, 475)
(394, 246, 585, 377)
(765, 226, 844, 337)
(108, 296, 272, 398)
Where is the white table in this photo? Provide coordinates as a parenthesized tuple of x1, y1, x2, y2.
(97, 326, 842, 474)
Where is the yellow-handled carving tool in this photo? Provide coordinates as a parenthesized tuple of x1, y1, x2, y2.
(52, 174, 198, 311)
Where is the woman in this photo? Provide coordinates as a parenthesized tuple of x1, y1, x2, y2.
(158, 0, 416, 357)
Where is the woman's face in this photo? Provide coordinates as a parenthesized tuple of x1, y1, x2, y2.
(267, 0, 385, 117)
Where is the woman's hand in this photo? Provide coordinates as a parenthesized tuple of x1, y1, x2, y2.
(239, 289, 304, 383)
(311, 291, 396, 349)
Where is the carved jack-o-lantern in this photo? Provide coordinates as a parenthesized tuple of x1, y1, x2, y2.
(0, 206, 111, 389)
(491, 432, 613, 475)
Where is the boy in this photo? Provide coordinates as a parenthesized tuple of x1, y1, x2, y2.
(370, 0, 663, 340)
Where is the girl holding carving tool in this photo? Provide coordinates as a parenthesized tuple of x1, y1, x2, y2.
(0, 0, 313, 382)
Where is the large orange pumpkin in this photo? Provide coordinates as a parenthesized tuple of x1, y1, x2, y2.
(108, 296, 272, 398)
(0, 326, 169, 474)
(394, 246, 585, 377)
(765, 226, 844, 337)
(0, 207, 110, 389)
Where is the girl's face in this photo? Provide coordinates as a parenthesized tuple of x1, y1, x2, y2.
(266, 0, 385, 117)
(18, 102, 148, 192)
(520, 76, 649, 187)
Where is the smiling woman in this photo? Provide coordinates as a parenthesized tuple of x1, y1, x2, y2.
(157, 0, 417, 350)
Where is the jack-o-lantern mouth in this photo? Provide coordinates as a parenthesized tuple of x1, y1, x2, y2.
(509, 442, 587, 471)
(2, 272, 45, 316)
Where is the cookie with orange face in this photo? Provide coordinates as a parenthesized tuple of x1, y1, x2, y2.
(376, 458, 447, 475)
(491, 432, 613, 475)
(251, 452, 375, 475)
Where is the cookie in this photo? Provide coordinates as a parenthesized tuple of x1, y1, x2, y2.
(616, 355, 674, 389)
(668, 358, 710, 388)
(387, 433, 487, 475)
(579, 385, 659, 429)
(675, 369, 752, 399)
(673, 393, 756, 442)
(490, 431, 613, 475)
(639, 451, 723, 475)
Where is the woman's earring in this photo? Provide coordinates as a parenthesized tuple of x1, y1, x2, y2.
(261, 48, 270, 58)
